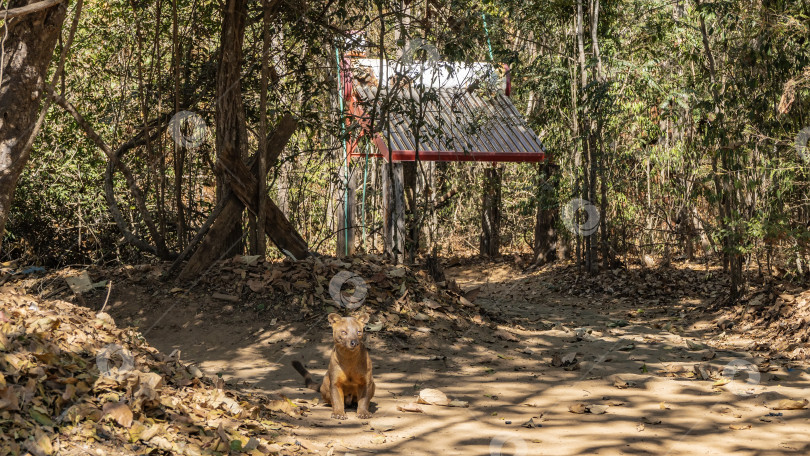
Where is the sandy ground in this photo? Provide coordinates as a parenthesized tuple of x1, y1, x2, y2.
(97, 262, 810, 455)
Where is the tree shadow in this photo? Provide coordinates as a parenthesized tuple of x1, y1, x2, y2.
(58, 258, 810, 455)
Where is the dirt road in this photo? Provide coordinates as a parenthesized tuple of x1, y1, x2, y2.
(106, 262, 810, 455)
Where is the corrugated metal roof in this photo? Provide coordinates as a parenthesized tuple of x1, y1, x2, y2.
(351, 82, 546, 162)
(353, 58, 501, 90)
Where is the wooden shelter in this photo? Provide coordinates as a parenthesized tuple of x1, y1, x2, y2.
(336, 56, 547, 261)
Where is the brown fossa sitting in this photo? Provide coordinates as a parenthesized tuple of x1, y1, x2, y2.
(292, 313, 375, 419)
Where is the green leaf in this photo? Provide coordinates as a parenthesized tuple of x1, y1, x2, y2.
(30, 409, 55, 427)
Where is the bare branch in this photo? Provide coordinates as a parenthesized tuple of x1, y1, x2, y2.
(0, 0, 64, 20)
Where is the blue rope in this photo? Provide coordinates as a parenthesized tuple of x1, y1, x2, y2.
(482, 12, 494, 62)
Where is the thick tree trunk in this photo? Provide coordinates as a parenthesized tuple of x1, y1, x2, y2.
(0, 0, 68, 250)
(217, 153, 308, 259)
(214, 0, 249, 255)
(178, 115, 303, 280)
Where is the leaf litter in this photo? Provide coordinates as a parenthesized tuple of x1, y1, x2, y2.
(0, 286, 310, 455)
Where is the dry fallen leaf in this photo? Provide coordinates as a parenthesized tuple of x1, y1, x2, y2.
(517, 417, 539, 428)
(588, 404, 609, 414)
(568, 403, 587, 414)
(366, 321, 384, 332)
(685, 339, 705, 350)
(246, 280, 264, 293)
(418, 388, 451, 406)
(24, 428, 53, 456)
(729, 424, 752, 430)
(397, 402, 424, 413)
(694, 364, 712, 380)
(370, 434, 387, 444)
(552, 352, 579, 370)
(771, 399, 808, 410)
(65, 271, 94, 294)
(448, 400, 469, 408)
(387, 268, 406, 278)
(102, 401, 133, 428)
(613, 379, 629, 389)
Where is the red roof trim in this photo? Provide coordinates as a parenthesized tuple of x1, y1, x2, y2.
(350, 148, 545, 163)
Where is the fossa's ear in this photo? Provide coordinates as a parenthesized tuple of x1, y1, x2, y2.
(355, 313, 370, 327)
(328, 313, 343, 325)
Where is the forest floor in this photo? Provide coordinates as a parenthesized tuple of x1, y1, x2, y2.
(4, 256, 810, 455)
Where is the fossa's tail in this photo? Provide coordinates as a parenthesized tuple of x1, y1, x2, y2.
(291, 360, 319, 391)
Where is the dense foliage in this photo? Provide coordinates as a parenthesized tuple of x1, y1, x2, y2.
(4, 0, 809, 290)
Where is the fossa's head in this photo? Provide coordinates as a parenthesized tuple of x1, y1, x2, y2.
(328, 313, 369, 351)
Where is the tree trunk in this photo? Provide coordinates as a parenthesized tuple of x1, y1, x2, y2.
(178, 115, 303, 280)
(0, 0, 68, 250)
(402, 161, 418, 261)
(480, 165, 502, 257)
(336, 162, 357, 257)
(698, 0, 743, 301)
(382, 162, 405, 264)
(534, 164, 558, 265)
(277, 159, 291, 217)
(172, 0, 186, 249)
(214, 0, 249, 256)
(589, 0, 602, 274)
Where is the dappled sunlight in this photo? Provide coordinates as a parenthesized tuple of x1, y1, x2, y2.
(51, 258, 810, 455)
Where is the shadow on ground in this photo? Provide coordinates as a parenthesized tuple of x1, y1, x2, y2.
(77, 260, 810, 455)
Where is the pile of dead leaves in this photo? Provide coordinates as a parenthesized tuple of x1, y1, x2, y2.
(0, 287, 306, 456)
(10, 253, 482, 334)
(538, 260, 810, 359)
(188, 254, 479, 325)
(540, 261, 729, 304)
(721, 286, 810, 359)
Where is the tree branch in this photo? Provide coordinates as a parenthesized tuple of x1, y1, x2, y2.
(1, 0, 64, 20)
(45, 85, 176, 259)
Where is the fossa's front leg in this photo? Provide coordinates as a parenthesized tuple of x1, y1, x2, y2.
(329, 384, 347, 419)
(356, 381, 374, 419)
